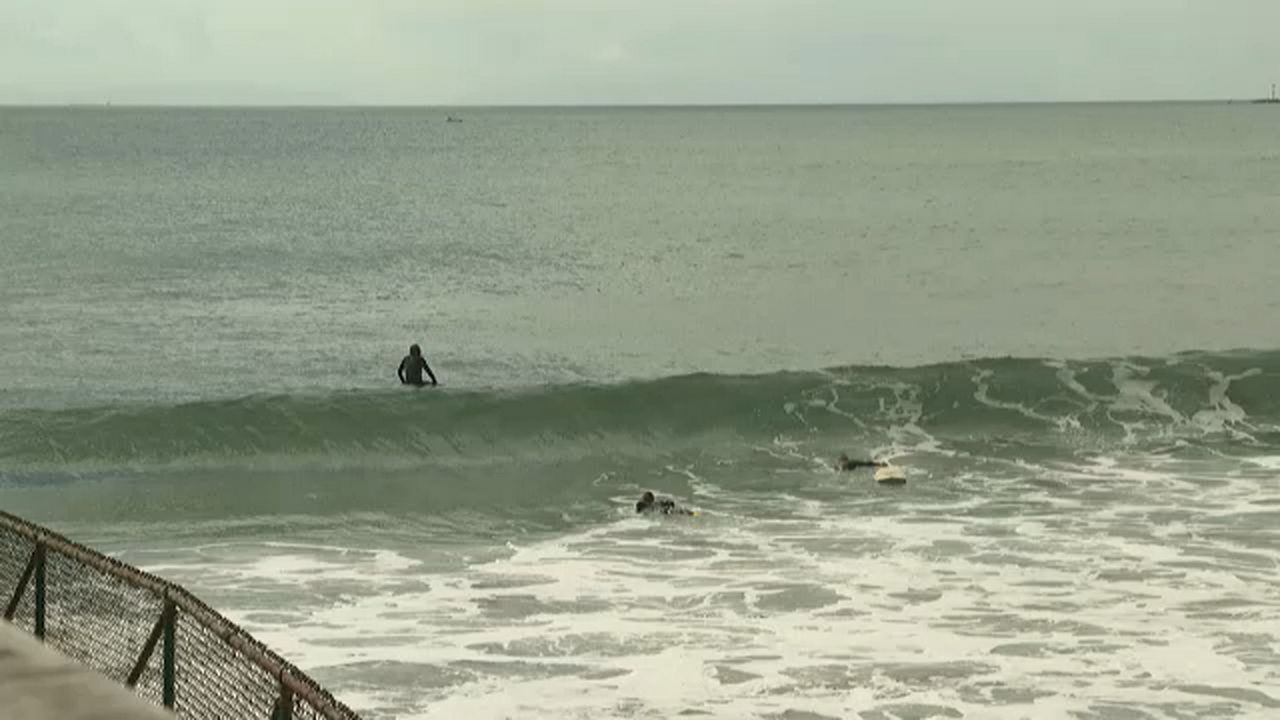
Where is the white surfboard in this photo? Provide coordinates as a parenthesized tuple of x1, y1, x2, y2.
(874, 464, 907, 485)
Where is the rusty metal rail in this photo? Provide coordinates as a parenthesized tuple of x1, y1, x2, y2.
(0, 510, 361, 720)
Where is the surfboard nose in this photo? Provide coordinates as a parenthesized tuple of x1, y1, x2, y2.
(874, 465, 907, 484)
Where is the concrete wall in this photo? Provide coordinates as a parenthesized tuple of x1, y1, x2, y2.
(0, 621, 173, 720)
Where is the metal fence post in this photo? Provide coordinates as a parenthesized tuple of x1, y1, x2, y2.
(162, 598, 177, 709)
(33, 543, 46, 639)
(126, 603, 171, 688)
(273, 682, 294, 720)
(4, 545, 39, 621)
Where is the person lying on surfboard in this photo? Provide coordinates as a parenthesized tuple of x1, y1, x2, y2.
(397, 343, 438, 387)
(836, 454, 908, 485)
(834, 453, 886, 471)
(635, 491, 695, 516)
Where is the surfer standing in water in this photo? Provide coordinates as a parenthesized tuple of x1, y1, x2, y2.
(397, 344, 438, 387)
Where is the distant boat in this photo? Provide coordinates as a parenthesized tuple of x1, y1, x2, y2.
(446, 115, 463, 123)
(1253, 83, 1279, 104)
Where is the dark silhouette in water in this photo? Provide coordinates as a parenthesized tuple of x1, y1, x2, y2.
(835, 453, 907, 485)
(397, 344, 438, 387)
(834, 453, 886, 471)
(635, 491, 694, 516)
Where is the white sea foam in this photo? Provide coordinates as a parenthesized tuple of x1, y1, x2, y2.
(135, 453, 1280, 720)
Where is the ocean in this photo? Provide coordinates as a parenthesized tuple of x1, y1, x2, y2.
(1, 103, 1279, 719)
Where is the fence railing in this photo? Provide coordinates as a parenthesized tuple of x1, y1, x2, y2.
(0, 510, 361, 720)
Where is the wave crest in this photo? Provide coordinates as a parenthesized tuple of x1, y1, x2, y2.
(3, 349, 1278, 470)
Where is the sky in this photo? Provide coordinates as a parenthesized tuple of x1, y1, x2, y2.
(1, 0, 1278, 105)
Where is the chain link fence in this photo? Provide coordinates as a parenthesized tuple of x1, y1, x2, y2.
(0, 510, 361, 720)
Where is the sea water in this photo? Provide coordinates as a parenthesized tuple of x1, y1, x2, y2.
(2, 103, 1279, 719)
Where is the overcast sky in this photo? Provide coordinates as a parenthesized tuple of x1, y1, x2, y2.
(2, 0, 1278, 105)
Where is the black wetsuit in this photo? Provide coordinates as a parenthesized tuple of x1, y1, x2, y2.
(398, 354, 438, 386)
(636, 496, 692, 516)
(837, 458, 885, 472)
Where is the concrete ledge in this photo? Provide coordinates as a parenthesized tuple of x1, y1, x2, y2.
(0, 621, 173, 720)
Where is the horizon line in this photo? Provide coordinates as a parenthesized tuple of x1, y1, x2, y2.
(0, 98, 1257, 110)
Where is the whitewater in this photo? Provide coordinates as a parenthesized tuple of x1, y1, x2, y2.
(4, 353, 1279, 718)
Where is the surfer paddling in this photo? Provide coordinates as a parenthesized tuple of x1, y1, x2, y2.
(397, 343, 438, 387)
(835, 453, 907, 485)
(834, 453, 886, 471)
(635, 491, 695, 516)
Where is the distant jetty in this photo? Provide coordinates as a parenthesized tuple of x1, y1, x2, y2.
(1254, 83, 1279, 104)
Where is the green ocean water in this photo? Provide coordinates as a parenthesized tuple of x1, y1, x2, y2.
(1, 104, 1279, 719)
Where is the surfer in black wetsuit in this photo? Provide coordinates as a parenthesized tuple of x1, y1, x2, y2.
(397, 344, 438, 387)
(635, 491, 694, 516)
(834, 453, 886, 472)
